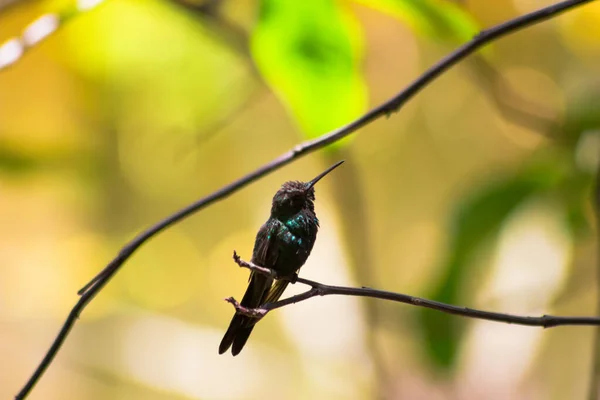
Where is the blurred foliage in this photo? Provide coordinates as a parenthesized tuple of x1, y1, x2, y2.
(418, 149, 588, 369)
(418, 83, 600, 370)
(418, 79, 600, 370)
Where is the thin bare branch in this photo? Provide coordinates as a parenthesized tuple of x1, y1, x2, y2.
(15, 1, 597, 398)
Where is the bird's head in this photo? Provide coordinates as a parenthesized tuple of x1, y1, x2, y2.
(270, 160, 344, 218)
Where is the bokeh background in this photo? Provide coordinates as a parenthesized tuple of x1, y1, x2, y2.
(1, 0, 599, 399)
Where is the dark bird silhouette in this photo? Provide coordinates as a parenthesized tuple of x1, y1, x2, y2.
(219, 160, 344, 356)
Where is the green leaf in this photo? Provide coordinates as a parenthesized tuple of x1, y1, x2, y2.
(251, 0, 367, 141)
(418, 159, 566, 370)
(357, 0, 479, 42)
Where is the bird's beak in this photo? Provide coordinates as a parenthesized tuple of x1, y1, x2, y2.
(306, 160, 344, 190)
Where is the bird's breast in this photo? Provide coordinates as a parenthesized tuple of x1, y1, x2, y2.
(282, 214, 317, 247)
(271, 213, 318, 276)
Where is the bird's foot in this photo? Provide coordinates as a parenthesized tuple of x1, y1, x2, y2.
(232, 250, 277, 278)
(286, 272, 299, 284)
(225, 297, 267, 319)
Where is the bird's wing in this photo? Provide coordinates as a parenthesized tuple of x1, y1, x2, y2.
(251, 219, 281, 269)
(239, 220, 282, 307)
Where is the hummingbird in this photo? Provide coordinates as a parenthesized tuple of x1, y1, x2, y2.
(219, 160, 344, 356)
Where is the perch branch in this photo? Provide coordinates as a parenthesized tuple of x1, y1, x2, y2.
(229, 254, 600, 329)
(15, 1, 597, 398)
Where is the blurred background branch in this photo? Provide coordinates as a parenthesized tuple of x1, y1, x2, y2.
(0, 0, 30, 14)
(471, 57, 558, 135)
(0, 1, 105, 71)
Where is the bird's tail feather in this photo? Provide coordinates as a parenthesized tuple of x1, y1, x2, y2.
(219, 272, 271, 355)
(264, 280, 289, 304)
(228, 280, 289, 355)
(231, 325, 255, 355)
(219, 313, 245, 354)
